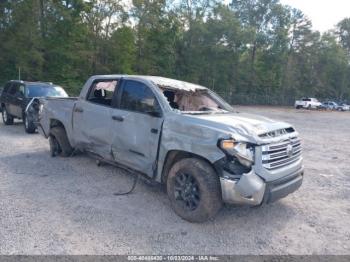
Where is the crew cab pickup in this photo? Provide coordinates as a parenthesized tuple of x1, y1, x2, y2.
(0, 80, 68, 133)
(295, 97, 322, 109)
(38, 75, 304, 222)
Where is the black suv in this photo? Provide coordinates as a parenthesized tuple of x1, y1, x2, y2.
(0, 80, 68, 133)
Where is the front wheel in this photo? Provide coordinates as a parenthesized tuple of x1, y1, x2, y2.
(166, 158, 222, 223)
(2, 107, 14, 125)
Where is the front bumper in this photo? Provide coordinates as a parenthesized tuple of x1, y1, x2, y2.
(220, 167, 304, 206)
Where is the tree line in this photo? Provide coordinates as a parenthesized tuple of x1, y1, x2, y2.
(1, 0, 350, 105)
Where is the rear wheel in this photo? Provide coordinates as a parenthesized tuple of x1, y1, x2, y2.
(2, 107, 14, 125)
(23, 113, 36, 133)
(167, 158, 222, 223)
(49, 126, 73, 157)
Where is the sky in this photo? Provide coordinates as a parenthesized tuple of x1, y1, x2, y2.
(280, 0, 350, 32)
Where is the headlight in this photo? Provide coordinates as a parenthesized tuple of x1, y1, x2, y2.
(219, 139, 254, 167)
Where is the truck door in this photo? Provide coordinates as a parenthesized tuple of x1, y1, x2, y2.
(110, 80, 163, 177)
(72, 79, 119, 159)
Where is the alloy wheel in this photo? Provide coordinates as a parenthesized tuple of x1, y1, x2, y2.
(174, 172, 201, 211)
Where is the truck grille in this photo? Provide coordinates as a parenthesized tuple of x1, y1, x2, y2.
(261, 137, 302, 170)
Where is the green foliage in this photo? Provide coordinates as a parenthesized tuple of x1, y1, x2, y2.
(0, 0, 349, 104)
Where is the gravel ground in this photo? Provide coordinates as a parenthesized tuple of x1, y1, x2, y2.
(0, 106, 349, 255)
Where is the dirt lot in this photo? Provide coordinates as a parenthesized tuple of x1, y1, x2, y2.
(0, 106, 349, 255)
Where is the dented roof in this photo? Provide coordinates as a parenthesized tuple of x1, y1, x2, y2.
(88, 75, 208, 92)
(134, 76, 207, 92)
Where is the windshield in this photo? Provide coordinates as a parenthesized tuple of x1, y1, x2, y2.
(26, 85, 68, 98)
(160, 88, 233, 114)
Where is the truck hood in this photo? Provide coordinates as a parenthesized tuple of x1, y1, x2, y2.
(188, 112, 293, 143)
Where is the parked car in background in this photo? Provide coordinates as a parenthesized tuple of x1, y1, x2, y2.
(322, 101, 338, 110)
(335, 103, 350, 111)
(0, 80, 68, 133)
(37, 75, 304, 222)
(295, 97, 322, 109)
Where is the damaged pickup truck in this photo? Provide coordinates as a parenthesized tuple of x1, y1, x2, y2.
(37, 75, 304, 222)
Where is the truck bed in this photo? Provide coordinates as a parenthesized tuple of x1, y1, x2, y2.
(39, 97, 78, 139)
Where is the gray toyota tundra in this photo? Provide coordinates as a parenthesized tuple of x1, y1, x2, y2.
(37, 75, 304, 222)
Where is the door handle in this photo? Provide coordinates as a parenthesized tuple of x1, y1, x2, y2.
(74, 107, 84, 113)
(151, 128, 158, 134)
(112, 115, 124, 122)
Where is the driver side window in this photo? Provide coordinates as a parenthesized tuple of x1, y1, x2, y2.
(119, 80, 159, 114)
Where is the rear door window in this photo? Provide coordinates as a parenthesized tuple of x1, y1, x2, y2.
(8, 83, 20, 96)
(87, 80, 118, 107)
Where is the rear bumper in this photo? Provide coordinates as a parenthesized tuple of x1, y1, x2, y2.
(220, 167, 304, 206)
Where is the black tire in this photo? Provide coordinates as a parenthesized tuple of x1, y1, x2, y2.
(2, 106, 14, 125)
(23, 113, 36, 134)
(49, 126, 73, 157)
(307, 104, 311, 110)
(295, 105, 301, 109)
(166, 158, 222, 223)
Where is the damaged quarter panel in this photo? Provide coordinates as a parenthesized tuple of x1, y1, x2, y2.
(39, 97, 77, 145)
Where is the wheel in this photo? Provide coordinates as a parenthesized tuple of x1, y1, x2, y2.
(166, 158, 222, 223)
(295, 105, 301, 109)
(49, 126, 73, 157)
(49, 135, 60, 157)
(307, 104, 311, 110)
(23, 113, 36, 133)
(2, 106, 14, 125)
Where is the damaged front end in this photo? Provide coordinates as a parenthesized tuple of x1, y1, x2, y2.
(215, 148, 266, 206)
(220, 171, 266, 205)
(215, 134, 303, 206)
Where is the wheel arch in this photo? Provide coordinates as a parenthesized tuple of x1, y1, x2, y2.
(50, 118, 66, 130)
(161, 150, 218, 184)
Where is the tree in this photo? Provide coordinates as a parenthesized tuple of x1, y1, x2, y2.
(337, 18, 350, 57)
(132, 0, 180, 75)
(0, 0, 349, 103)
